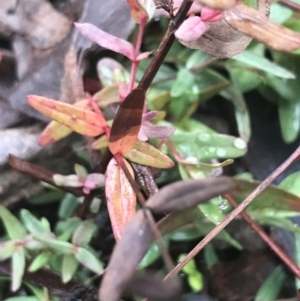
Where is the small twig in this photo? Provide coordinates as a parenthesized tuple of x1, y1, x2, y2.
(279, 0, 300, 13)
(224, 193, 300, 278)
(8, 154, 84, 197)
(164, 145, 300, 279)
(138, 0, 192, 91)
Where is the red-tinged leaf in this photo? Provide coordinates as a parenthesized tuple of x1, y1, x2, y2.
(224, 4, 300, 52)
(38, 121, 73, 146)
(27, 95, 106, 137)
(201, 7, 223, 22)
(93, 84, 120, 108)
(38, 99, 91, 146)
(75, 23, 135, 60)
(136, 51, 152, 61)
(109, 88, 145, 155)
(175, 16, 207, 43)
(105, 158, 136, 241)
(126, 0, 149, 24)
(194, 0, 238, 10)
(138, 121, 175, 141)
(124, 140, 174, 169)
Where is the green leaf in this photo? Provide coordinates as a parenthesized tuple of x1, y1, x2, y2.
(25, 284, 45, 301)
(231, 178, 300, 211)
(186, 51, 211, 70)
(62, 254, 79, 283)
(28, 252, 50, 272)
(93, 84, 120, 108)
(195, 218, 242, 250)
(97, 58, 130, 87)
(199, 199, 226, 225)
(72, 220, 97, 247)
(265, 53, 300, 103)
(171, 68, 195, 98)
(55, 217, 81, 239)
(124, 140, 174, 169)
(27, 190, 65, 205)
(278, 100, 300, 143)
(269, 3, 293, 24)
(220, 86, 251, 142)
(58, 194, 80, 219)
(12, 247, 26, 291)
(4, 296, 39, 301)
(231, 50, 295, 79)
(170, 130, 247, 162)
(204, 244, 219, 268)
(0, 240, 16, 261)
(228, 65, 261, 93)
(170, 218, 242, 250)
(254, 265, 286, 301)
(74, 164, 88, 179)
(139, 238, 170, 269)
(74, 247, 103, 274)
(250, 214, 300, 234)
(33, 234, 73, 254)
(178, 254, 204, 292)
(0, 206, 27, 240)
(194, 69, 230, 103)
(279, 171, 300, 196)
(295, 234, 300, 288)
(20, 209, 48, 234)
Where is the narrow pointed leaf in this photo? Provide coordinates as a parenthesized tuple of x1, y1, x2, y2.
(72, 220, 97, 247)
(74, 164, 88, 179)
(92, 135, 108, 150)
(0, 240, 16, 261)
(231, 178, 300, 211)
(27, 95, 105, 137)
(0, 206, 27, 240)
(105, 158, 136, 241)
(53, 174, 82, 187)
(75, 23, 135, 60)
(194, 0, 238, 10)
(28, 252, 50, 272)
(109, 88, 145, 155)
(33, 234, 73, 254)
(75, 247, 103, 274)
(224, 4, 300, 52)
(20, 209, 48, 234)
(93, 84, 120, 108)
(62, 254, 79, 283)
(97, 58, 130, 87)
(12, 247, 26, 291)
(124, 140, 174, 168)
(38, 99, 91, 145)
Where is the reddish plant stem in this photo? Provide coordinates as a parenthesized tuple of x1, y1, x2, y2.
(129, 20, 146, 92)
(8, 154, 84, 197)
(164, 145, 300, 280)
(279, 0, 300, 13)
(224, 193, 300, 278)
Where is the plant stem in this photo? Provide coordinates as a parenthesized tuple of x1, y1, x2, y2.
(224, 193, 300, 278)
(138, 0, 192, 91)
(164, 145, 300, 280)
(129, 21, 146, 92)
